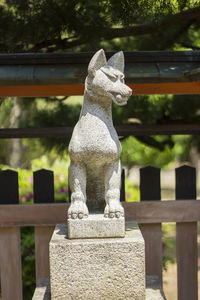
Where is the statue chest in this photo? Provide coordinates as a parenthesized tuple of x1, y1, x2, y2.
(69, 114, 121, 159)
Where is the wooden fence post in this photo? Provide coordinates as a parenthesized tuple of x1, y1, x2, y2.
(34, 169, 55, 283)
(120, 169, 125, 202)
(0, 170, 23, 300)
(176, 165, 197, 300)
(140, 166, 162, 283)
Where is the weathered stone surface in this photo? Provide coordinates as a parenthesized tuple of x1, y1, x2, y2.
(68, 49, 132, 220)
(32, 276, 167, 300)
(50, 222, 145, 300)
(68, 214, 125, 238)
(32, 278, 50, 300)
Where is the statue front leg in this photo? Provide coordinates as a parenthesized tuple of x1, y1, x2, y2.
(104, 159, 124, 218)
(68, 162, 89, 219)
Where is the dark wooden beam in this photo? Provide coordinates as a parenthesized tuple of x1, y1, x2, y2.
(0, 51, 200, 65)
(0, 124, 199, 139)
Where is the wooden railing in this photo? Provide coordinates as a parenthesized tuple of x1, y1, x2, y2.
(0, 165, 199, 300)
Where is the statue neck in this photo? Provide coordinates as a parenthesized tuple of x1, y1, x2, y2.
(80, 90, 113, 122)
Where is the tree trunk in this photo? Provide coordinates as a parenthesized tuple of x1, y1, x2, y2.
(7, 97, 25, 168)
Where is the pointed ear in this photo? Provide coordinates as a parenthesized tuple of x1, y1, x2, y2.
(107, 51, 124, 73)
(88, 49, 107, 77)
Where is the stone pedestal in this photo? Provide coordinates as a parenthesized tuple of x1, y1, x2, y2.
(32, 276, 166, 300)
(49, 222, 145, 300)
(33, 224, 167, 300)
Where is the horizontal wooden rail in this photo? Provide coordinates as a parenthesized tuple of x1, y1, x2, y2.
(0, 200, 199, 226)
(124, 200, 200, 223)
(0, 124, 200, 139)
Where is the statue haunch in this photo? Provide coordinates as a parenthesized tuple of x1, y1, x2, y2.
(68, 49, 132, 219)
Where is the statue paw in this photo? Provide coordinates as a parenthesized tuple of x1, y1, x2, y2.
(104, 202, 124, 218)
(68, 202, 89, 219)
(115, 211, 122, 218)
(78, 212, 84, 219)
(71, 213, 78, 219)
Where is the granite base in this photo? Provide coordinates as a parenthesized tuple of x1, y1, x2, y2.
(49, 222, 145, 299)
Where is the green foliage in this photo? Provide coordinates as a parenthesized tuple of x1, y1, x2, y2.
(125, 181, 140, 202)
(0, 99, 12, 127)
(113, 94, 200, 126)
(113, 94, 200, 168)
(162, 248, 175, 271)
(0, 156, 70, 203)
(26, 100, 81, 154)
(162, 224, 176, 271)
(21, 227, 35, 300)
(0, 0, 200, 52)
(121, 135, 190, 169)
(17, 168, 34, 203)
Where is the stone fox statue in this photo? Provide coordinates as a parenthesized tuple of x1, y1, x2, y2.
(68, 49, 132, 219)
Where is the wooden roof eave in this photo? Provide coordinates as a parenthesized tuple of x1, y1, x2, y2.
(0, 51, 200, 96)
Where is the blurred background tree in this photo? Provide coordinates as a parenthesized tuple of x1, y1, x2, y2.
(0, 0, 200, 53)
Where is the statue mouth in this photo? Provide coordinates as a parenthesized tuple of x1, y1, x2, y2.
(112, 93, 128, 106)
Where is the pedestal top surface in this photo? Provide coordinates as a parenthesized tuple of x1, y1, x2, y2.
(50, 221, 143, 244)
(67, 214, 125, 239)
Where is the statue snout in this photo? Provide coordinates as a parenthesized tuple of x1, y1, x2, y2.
(126, 85, 132, 98)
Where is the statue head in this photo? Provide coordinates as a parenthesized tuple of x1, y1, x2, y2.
(86, 49, 132, 106)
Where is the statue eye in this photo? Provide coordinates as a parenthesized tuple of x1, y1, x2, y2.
(109, 74, 118, 81)
(120, 74, 124, 81)
(101, 68, 117, 80)
(107, 72, 117, 80)
(105, 72, 118, 81)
